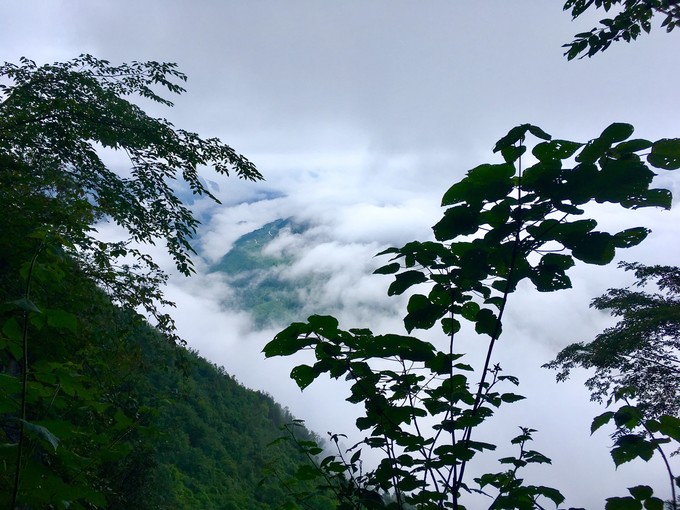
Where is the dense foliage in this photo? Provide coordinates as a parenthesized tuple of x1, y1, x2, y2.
(266, 123, 680, 509)
(563, 0, 680, 59)
(0, 55, 331, 509)
(547, 262, 680, 418)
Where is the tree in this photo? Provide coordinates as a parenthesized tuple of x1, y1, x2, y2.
(0, 55, 262, 508)
(0, 55, 262, 340)
(546, 262, 680, 419)
(562, 0, 680, 59)
(265, 123, 680, 509)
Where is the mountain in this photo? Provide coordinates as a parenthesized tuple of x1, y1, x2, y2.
(210, 218, 312, 328)
(0, 229, 333, 509)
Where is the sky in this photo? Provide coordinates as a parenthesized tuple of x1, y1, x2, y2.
(2, 1, 680, 507)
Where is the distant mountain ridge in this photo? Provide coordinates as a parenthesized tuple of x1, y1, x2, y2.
(210, 218, 311, 328)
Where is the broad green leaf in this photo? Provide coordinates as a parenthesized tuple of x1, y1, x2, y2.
(10, 298, 41, 313)
(627, 486, 653, 501)
(374, 262, 401, 275)
(570, 232, 615, 265)
(612, 227, 649, 248)
(308, 314, 339, 336)
(611, 434, 655, 466)
(600, 123, 634, 143)
(621, 188, 672, 210)
(388, 270, 428, 296)
(20, 419, 60, 452)
(45, 308, 78, 333)
(493, 124, 531, 152)
(433, 205, 481, 241)
(500, 144, 526, 164)
(475, 308, 499, 337)
(460, 301, 480, 321)
(290, 364, 318, 390)
(614, 139, 652, 153)
(404, 294, 445, 332)
(605, 497, 642, 510)
(643, 497, 664, 510)
(657, 415, 680, 442)
(263, 322, 314, 357)
(500, 393, 525, 403)
(648, 138, 680, 170)
(532, 139, 582, 161)
(591, 411, 614, 434)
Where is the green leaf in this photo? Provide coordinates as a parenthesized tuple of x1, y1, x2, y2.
(527, 125, 552, 141)
(605, 497, 642, 510)
(388, 270, 428, 296)
(404, 294, 445, 332)
(263, 322, 314, 357)
(500, 393, 525, 403)
(600, 123, 634, 143)
(643, 497, 664, 510)
(9, 298, 41, 313)
(591, 411, 614, 434)
(493, 124, 531, 152)
(648, 138, 680, 170)
(20, 419, 60, 452)
(460, 301, 480, 321)
(611, 434, 655, 466)
(45, 308, 78, 333)
(500, 144, 526, 164)
(374, 262, 401, 275)
(613, 227, 649, 248)
(614, 139, 652, 153)
(290, 364, 318, 390)
(570, 232, 615, 265)
(308, 314, 339, 336)
(628, 486, 653, 501)
(475, 308, 499, 337)
(657, 415, 680, 442)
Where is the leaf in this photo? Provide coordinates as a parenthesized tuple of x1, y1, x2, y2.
(612, 227, 649, 248)
(605, 497, 642, 510)
(308, 315, 339, 336)
(45, 308, 78, 333)
(263, 322, 314, 357)
(600, 123, 634, 143)
(9, 298, 41, 314)
(290, 365, 318, 391)
(657, 415, 680, 442)
(374, 262, 401, 275)
(591, 411, 614, 434)
(20, 419, 60, 452)
(500, 145, 526, 164)
(475, 308, 499, 337)
(493, 124, 531, 152)
(643, 498, 664, 510)
(460, 301, 480, 321)
(614, 139, 652, 153)
(500, 393, 525, 403)
(388, 270, 428, 296)
(404, 294, 445, 332)
(433, 205, 481, 241)
(570, 232, 615, 265)
(648, 138, 680, 170)
(627, 486, 653, 501)
(611, 434, 655, 466)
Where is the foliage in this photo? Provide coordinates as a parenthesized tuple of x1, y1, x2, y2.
(0, 54, 262, 339)
(546, 262, 680, 418)
(266, 123, 680, 508)
(563, 0, 680, 59)
(0, 55, 266, 508)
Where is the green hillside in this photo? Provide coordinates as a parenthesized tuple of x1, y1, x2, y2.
(0, 243, 333, 509)
(211, 218, 312, 328)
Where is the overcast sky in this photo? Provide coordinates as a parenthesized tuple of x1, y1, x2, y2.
(3, 1, 680, 507)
